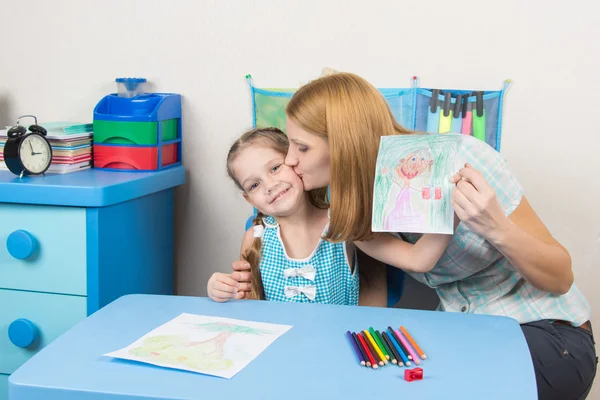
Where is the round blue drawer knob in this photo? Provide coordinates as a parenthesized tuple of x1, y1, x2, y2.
(7, 230, 37, 259)
(8, 318, 39, 348)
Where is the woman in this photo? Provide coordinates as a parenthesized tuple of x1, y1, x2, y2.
(232, 72, 596, 399)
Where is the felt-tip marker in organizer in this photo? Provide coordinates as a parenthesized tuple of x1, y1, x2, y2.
(472, 91, 486, 141)
(461, 94, 472, 135)
(346, 331, 365, 366)
(438, 92, 453, 133)
(450, 94, 463, 133)
(426, 89, 441, 133)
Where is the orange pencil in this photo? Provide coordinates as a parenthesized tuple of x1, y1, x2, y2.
(400, 326, 427, 360)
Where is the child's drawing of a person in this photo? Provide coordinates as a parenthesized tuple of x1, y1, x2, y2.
(383, 149, 433, 230)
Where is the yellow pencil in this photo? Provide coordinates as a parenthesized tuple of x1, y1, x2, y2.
(363, 330, 387, 365)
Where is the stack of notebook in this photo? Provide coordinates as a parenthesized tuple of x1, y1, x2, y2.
(0, 122, 93, 174)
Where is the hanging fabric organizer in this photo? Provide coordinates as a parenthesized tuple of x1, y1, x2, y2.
(246, 75, 511, 151)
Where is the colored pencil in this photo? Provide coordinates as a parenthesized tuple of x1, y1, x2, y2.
(357, 332, 377, 369)
(352, 332, 369, 367)
(375, 330, 396, 364)
(400, 326, 427, 360)
(369, 327, 390, 360)
(346, 331, 365, 366)
(394, 328, 420, 365)
(388, 326, 413, 360)
(382, 331, 402, 366)
(356, 332, 373, 368)
(363, 331, 384, 366)
(387, 328, 410, 365)
(363, 330, 386, 365)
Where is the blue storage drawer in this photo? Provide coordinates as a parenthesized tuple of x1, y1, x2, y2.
(0, 289, 87, 375)
(0, 204, 87, 296)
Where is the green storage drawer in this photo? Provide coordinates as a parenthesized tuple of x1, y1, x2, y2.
(93, 119, 178, 145)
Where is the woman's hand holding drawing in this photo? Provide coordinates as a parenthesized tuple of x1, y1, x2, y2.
(451, 163, 574, 294)
(451, 163, 510, 242)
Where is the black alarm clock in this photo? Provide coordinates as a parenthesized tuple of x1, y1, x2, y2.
(3, 115, 52, 178)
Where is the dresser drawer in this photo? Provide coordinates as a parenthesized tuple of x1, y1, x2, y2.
(0, 374, 7, 400)
(0, 289, 87, 374)
(0, 204, 87, 295)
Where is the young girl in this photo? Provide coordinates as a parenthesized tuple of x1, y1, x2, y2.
(208, 127, 454, 305)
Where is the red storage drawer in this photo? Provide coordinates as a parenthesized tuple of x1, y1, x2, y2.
(93, 144, 178, 171)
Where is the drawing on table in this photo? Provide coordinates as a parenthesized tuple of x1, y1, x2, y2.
(104, 313, 292, 379)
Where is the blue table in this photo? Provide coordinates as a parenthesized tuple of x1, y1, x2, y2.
(9, 295, 537, 399)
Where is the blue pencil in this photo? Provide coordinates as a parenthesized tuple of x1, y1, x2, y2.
(387, 328, 410, 365)
(388, 326, 412, 360)
(346, 331, 365, 366)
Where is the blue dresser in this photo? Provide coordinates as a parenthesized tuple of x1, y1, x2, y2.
(0, 167, 185, 400)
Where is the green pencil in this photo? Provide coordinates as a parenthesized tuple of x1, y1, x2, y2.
(376, 330, 396, 364)
(369, 327, 390, 361)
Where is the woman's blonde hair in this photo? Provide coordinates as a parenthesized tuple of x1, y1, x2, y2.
(226, 127, 329, 299)
(286, 72, 413, 243)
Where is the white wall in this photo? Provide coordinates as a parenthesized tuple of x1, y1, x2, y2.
(2, 0, 599, 396)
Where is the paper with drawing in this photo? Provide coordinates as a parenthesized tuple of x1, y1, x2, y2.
(372, 133, 462, 234)
(104, 313, 292, 379)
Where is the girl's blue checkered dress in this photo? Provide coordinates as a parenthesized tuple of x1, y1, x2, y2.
(259, 215, 359, 305)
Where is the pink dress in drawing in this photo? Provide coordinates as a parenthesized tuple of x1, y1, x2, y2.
(384, 153, 433, 231)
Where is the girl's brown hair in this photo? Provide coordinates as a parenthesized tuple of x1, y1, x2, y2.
(286, 72, 414, 243)
(226, 127, 329, 300)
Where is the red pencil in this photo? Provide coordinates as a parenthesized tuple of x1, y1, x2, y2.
(353, 332, 371, 368)
(357, 332, 378, 369)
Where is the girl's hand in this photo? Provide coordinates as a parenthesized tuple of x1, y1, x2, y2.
(207, 273, 245, 302)
(451, 163, 510, 241)
(231, 260, 253, 298)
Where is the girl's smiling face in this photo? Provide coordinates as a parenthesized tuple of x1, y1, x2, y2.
(231, 144, 305, 217)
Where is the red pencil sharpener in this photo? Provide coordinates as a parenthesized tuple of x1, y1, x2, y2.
(404, 368, 423, 382)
